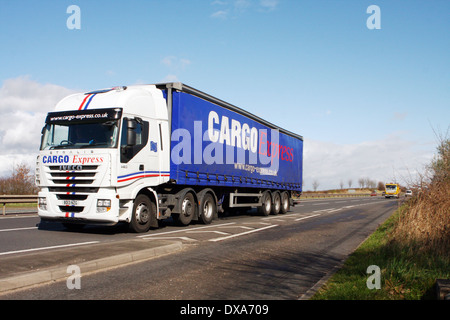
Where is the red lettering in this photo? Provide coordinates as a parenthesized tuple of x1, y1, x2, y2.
(259, 131, 267, 155)
(72, 155, 104, 165)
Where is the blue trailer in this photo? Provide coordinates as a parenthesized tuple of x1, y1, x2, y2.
(156, 83, 303, 226)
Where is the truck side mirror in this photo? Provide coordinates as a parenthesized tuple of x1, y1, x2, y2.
(127, 119, 137, 146)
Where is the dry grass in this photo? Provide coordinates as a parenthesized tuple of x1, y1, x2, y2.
(389, 182, 449, 257)
(389, 137, 449, 258)
(312, 137, 449, 300)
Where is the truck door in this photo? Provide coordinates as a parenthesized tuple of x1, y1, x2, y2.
(117, 117, 159, 186)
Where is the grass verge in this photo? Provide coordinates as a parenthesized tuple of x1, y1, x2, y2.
(312, 137, 449, 300)
(311, 207, 450, 300)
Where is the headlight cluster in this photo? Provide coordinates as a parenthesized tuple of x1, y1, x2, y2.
(97, 199, 111, 213)
(38, 197, 47, 211)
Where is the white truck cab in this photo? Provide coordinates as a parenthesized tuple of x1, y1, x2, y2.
(36, 85, 170, 231)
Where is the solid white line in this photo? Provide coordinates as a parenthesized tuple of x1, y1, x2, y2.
(142, 236, 197, 242)
(294, 213, 321, 221)
(0, 241, 100, 256)
(187, 230, 229, 235)
(220, 225, 254, 230)
(137, 222, 236, 238)
(0, 226, 38, 232)
(313, 209, 329, 213)
(209, 224, 278, 242)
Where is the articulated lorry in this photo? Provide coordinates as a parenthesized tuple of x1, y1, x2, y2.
(36, 83, 303, 232)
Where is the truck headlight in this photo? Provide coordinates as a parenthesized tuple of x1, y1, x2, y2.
(38, 197, 47, 210)
(97, 199, 111, 213)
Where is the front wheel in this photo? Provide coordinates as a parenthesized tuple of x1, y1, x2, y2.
(129, 194, 156, 233)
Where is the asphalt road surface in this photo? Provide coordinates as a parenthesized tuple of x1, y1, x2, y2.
(0, 196, 400, 300)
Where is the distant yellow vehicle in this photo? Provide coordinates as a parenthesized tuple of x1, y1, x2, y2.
(385, 183, 400, 198)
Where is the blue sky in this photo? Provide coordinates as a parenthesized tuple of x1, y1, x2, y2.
(0, 0, 449, 190)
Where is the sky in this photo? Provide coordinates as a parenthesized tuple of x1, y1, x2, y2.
(0, 0, 449, 190)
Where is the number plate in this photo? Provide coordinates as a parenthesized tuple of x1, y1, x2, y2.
(64, 200, 78, 206)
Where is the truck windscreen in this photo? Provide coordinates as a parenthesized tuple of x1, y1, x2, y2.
(40, 108, 122, 150)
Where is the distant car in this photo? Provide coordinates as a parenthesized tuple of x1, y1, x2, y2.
(370, 191, 377, 196)
(405, 190, 413, 197)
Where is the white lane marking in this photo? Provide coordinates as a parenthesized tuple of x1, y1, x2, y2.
(0, 241, 100, 256)
(0, 226, 38, 232)
(187, 230, 230, 235)
(222, 225, 254, 230)
(209, 224, 278, 242)
(137, 222, 236, 238)
(294, 213, 321, 221)
(141, 236, 197, 242)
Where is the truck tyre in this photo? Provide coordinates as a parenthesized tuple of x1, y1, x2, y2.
(280, 191, 290, 214)
(199, 193, 216, 224)
(130, 194, 156, 233)
(258, 191, 272, 216)
(173, 192, 196, 226)
(271, 191, 281, 215)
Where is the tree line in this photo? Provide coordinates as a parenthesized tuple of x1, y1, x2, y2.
(312, 178, 396, 192)
(0, 163, 39, 195)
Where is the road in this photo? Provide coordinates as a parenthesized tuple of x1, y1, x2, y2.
(0, 196, 400, 300)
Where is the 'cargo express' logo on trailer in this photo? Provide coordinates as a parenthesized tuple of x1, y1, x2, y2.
(42, 155, 104, 165)
(171, 110, 295, 175)
(207, 111, 294, 163)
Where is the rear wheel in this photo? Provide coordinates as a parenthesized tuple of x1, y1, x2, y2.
(130, 194, 155, 233)
(258, 191, 272, 216)
(199, 193, 216, 224)
(173, 192, 196, 226)
(271, 192, 281, 215)
(280, 191, 290, 214)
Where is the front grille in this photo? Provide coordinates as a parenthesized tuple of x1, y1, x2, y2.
(46, 164, 102, 214)
(58, 206, 84, 213)
(52, 179, 94, 185)
(57, 194, 88, 201)
(49, 187, 99, 193)
(50, 172, 96, 178)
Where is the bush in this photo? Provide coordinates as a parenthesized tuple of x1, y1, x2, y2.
(0, 163, 39, 195)
(389, 138, 450, 257)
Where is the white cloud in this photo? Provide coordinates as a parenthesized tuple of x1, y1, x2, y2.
(0, 76, 75, 177)
(160, 74, 180, 83)
(160, 56, 192, 83)
(259, 0, 279, 11)
(210, 0, 278, 18)
(161, 56, 191, 70)
(303, 133, 434, 191)
(211, 10, 228, 19)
